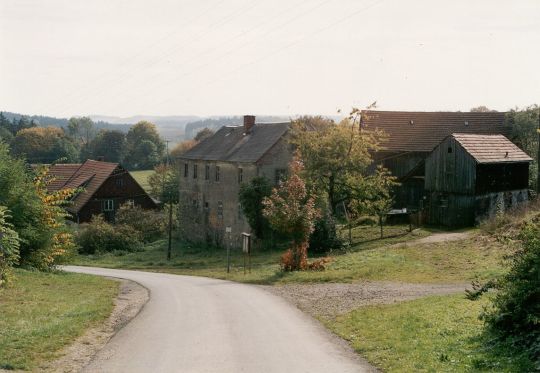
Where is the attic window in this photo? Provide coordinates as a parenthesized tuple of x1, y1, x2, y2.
(464, 121, 469, 126)
(409, 120, 414, 125)
(448, 147, 453, 153)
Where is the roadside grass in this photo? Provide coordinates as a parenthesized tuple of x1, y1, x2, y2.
(72, 224, 506, 285)
(0, 269, 118, 371)
(325, 293, 535, 372)
(130, 170, 154, 192)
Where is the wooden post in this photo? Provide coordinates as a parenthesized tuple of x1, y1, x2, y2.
(167, 201, 172, 260)
(537, 107, 540, 194)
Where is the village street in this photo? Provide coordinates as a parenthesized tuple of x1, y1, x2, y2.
(64, 266, 374, 373)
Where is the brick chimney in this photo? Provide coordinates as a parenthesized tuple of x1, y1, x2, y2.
(243, 115, 255, 134)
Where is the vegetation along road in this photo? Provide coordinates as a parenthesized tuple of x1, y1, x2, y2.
(64, 266, 375, 373)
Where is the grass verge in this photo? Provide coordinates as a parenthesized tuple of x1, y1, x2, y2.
(71, 225, 506, 285)
(0, 269, 118, 371)
(325, 294, 535, 372)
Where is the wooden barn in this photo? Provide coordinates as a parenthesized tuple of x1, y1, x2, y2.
(46, 159, 157, 223)
(425, 134, 532, 227)
(361, 110, 512, 210)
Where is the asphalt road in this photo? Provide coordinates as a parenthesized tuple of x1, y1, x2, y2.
(64, 266, 373, 373)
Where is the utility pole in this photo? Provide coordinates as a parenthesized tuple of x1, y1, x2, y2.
(537, 108, 540, 195)
(165, 140, 173, 261)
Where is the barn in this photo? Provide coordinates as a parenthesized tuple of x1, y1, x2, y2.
(361, 110, 513, 210)
(45, 159, 157, 223)
(425, 134, 532, 227)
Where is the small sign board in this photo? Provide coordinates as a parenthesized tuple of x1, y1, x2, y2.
(241, 233, 251, 254)
(225, 227, 232, 233)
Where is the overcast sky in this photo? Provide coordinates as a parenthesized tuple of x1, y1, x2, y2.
(1, 0, 539, 118)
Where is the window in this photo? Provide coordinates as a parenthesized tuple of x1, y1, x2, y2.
(275, 168, 287, 184)
(205, 165, 210, 180)
(215, 166, 220, 182)
(116, 178, 124, 188)
(217, 201, 223, 218)
(126, 199, 135, 208)
(238, 168, 243, 183)
(193, 164, 198, 179)
(184, 163, 189, 177)
(102, 199, 114, 211)
(192, 199, 198, 208)
(447, 147, 453, 154)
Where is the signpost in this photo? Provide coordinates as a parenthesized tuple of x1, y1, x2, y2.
(226, 227, 232, 273)
(242, 233, 251, 275)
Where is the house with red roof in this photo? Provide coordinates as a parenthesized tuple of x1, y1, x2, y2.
(46, 159, 157, 223)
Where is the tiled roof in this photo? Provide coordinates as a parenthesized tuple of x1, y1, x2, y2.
(451, 134, 533, 164)
(180, 121, 290, 163)
(47, 160, 119, 213)
(361, 110, 511, 152)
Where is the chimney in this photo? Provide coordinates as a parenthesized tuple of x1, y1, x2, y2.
(243, 115, 255, 134)
(96, 156, 105, 162)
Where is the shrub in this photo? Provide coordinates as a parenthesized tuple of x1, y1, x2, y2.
(309, 213, 343, 254)
(0, 207, 20, 287)
(482, 217, 540, 364)
(76, 216, 143, 254)
(115, 204, 165, 242)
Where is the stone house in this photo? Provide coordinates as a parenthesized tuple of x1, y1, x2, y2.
(178, 116, 292, 247)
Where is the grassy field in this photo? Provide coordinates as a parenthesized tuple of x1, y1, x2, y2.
(326, 294, 534, 372)
(0, 270, 118, 370)
(71, 225, 506, 285)
(130, 170, 154, 192)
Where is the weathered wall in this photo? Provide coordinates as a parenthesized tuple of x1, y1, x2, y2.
(178, 138, 292, 247)
(425, 137, 477, 194)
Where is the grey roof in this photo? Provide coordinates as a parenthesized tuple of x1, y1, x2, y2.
(181, 122, 290, 163)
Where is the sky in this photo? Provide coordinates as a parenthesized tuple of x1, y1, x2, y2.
(1, 0, 539, 118)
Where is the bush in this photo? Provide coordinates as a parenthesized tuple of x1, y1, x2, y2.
(115, 204, 165, 242)
(76, 216, 143, 254)
(0, 207, 20, 287)
(309, 213, 344, 254)
(482, 217, 540, 364)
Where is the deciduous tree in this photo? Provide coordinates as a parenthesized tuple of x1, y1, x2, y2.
(263, 159, 320, 271)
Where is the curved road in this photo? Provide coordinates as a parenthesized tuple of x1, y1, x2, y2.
(65, 266, 373, 373)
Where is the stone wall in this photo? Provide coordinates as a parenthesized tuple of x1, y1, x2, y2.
(178, 138, 292, 247)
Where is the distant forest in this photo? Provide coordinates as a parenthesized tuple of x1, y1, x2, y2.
(1, 111, 132, 132)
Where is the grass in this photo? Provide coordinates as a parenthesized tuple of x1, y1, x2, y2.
(325, 294, 535, 372)
(0, 269, 118, 371)
(130, 170, 154, 192)
(71, 224, 506, 285)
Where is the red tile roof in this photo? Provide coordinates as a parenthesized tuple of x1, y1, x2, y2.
(451, 134, 533, 164)
(361, 110, 511, 152)
(47, 160, 119, 213)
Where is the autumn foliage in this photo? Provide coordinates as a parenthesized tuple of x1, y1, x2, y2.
(263, 158, 320, 271)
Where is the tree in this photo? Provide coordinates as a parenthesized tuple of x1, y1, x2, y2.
(482, 220, 540, 364)
(148, 163, 179, 203)
(239, 176, 273, 240)
(0, 143, 75, 269)
(170, 140, 197, 160)
(67, 116, 96, 145)
(263, 159, 320, 271)
(84, 130, 126, 163)
(125, 121, 165, 170)
(291, 111, 386, 215)
(11, 127, 79, 163)
(470, 106, 497, 112)
(0, 206, 20, 287)
(194, 128, 215, 142)
(506, 105, 539, 190)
